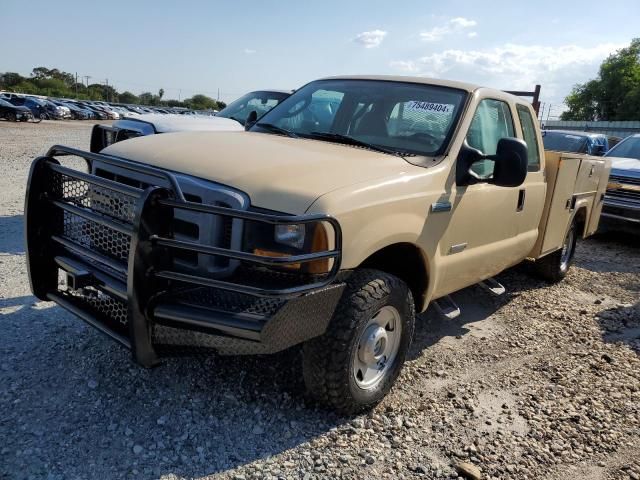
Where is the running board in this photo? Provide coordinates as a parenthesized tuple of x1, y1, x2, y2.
(433, 295, 461, 319)
(479, 277, 506, 296)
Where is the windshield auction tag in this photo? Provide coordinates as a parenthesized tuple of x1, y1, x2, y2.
(406, 101, 454, 114)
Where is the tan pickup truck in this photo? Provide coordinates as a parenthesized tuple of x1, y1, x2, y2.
(25, 75, 610, 413)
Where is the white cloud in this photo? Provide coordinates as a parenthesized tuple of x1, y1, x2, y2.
(353, 30, 387, 48)
(450, 17, 477, 28)
(243, 48, 256, 54)
(467, 32, 478, 39)
(390, 42, 623, 102)
(420, 17, 477, 42)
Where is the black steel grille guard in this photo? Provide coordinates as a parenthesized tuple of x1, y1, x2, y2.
(25, 145, 343, 365)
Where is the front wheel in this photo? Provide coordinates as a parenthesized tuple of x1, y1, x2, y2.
(302, 269, 415, 414)
(534, 219, 578, 282)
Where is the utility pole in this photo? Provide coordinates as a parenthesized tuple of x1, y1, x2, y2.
(75, 72, 78, 98)
(217, 88, 220, 101)
(83, 75, 91, 89)
(105, 78, 109, 102)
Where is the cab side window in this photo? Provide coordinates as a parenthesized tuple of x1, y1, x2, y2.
(466, 99, 515, 177)
(516, 104, 541, 171)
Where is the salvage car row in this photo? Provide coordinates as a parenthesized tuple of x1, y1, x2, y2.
(0, 88, 291, 123)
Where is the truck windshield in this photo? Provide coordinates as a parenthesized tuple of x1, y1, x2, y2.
(542, 131, 589, 154)
(217, 90, 290, 125)
(251, 79, 467, 157)
(605, 136, 640, 160)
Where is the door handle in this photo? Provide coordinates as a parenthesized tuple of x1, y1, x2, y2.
(517, 189, 526, 212)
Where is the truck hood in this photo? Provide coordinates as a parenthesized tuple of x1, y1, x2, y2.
(608, 156, 640, 179)
(102, 131, 416, 213)
(124, 113, 244, 133)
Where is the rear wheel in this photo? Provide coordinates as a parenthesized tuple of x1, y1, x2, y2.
(534, 219, 578, 282)
(302, 269, 415, 414)
(6, 112, 16, 122)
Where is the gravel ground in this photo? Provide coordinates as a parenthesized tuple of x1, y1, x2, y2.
(1, 120, 639, 480)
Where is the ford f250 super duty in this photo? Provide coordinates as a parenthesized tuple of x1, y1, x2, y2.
(25, 75, 611, 413)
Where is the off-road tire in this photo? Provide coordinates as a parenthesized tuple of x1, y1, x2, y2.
(302, 269, 415, 414)
(6, 112, 16, 122)
(534, 219, 578, 283)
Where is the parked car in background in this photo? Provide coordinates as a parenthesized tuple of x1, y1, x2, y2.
(7, 96, 47, 119)
(601, 134, 640, 227)
(78, 103, 108, 120)
(542, 130, 609, 156)
(40, 99, 71, 119)
(89, 89, 291, 152)
(56, 101, 90, 120)
(96, 105, 120, 119)
(0, 98, 34, 121)
(216, 89, 291, 125)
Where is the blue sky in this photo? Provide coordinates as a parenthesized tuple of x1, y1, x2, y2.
(2, 0, 638, 109)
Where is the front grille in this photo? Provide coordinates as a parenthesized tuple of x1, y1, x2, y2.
(62, 210, 130, 262)
(607, 175, 640, 203)
(60, 284, 129, 333)
(53, 170, 136, 222)
(50, 170, 136, 267)
(93, 162, 246, 277)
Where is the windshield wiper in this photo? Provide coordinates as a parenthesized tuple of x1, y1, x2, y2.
(255, 122, 299, 138)
(308, 132, 411, 158)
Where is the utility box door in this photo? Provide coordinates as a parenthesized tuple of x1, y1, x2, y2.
(540, 156, 581, 255)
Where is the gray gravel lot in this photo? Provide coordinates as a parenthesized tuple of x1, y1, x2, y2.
(0, 120, 639, 480)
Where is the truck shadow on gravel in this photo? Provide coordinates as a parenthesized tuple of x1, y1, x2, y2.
(0, 215, 25, 255)
(0, 262, 619, 479)
(596, 301, 640, 355)
(1, 299, 351, 479)
(409, 284, 512, 360)
(574, 232, 640, 274)
(2, 278, 528, 480)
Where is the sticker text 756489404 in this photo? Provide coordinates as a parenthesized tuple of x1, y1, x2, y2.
(406, 101, 454, 114)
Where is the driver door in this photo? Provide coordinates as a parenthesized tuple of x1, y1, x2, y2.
(435, 98, 522, 296)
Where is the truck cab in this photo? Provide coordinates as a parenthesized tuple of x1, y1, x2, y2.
(25, 76, 610, 413)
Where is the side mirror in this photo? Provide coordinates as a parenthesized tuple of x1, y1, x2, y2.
(244, 110, 258, 130)
(592, 144, 606, 156)
(456, 137, 528, 188)
(490, 138, 528, 187)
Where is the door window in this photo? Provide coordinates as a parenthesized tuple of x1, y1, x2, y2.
(466, 99, 515, 177)
(516, 104, 541, 171)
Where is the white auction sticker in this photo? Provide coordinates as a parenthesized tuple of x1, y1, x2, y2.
(406, 101, 454, 114)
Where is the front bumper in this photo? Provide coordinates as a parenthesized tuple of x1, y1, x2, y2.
(602, 195, 640, 224)
(25, 146, 343, 365)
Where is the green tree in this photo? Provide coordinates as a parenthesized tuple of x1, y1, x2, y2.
(119, 91, 140, 104)
(561, 38, 640, 121)
(138, 92, 157, 105)
(0, 72, 26, 89)
(185, 94, 218, 110)
(158, 88, 164, 100)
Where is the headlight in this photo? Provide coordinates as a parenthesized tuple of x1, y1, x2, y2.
(274, 224, 305, 249)
(246, 221, 331, 273)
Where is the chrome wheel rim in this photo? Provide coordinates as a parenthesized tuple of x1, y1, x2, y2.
(560, 227, 575, 270)
(353, 305, 402, 389)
